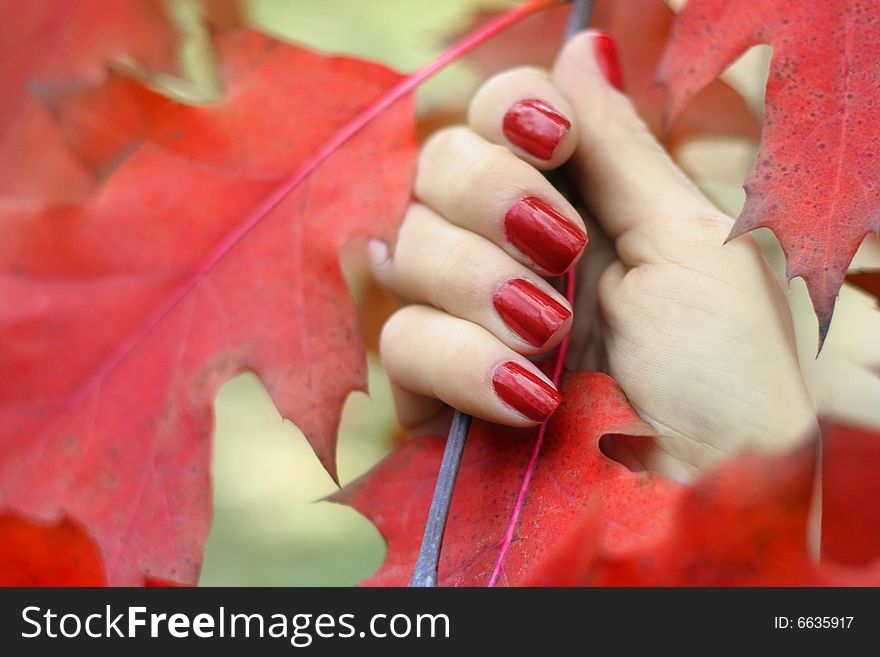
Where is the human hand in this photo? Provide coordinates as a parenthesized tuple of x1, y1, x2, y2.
(371, 31, 817, 481)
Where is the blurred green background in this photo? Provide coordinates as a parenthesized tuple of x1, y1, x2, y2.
(200, 360, 393, 586)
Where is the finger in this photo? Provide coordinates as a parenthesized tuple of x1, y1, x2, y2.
(368, 204, 572, 352)
(416, 127, 587, 276)
(388, 379, 446, 431)
(551, 31, 724, 245)
(467, 66, 579, 170)
(380, 305, 561, 428)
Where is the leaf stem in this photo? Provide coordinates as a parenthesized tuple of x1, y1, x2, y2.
(408, 411, 472, 587)
(565, 0, 595, 41)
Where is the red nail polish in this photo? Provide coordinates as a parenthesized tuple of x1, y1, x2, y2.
(492, 361, 562, 422)
(502, 99, 571, 160)
(504, 197, 587, 275)
(493, 279, 571, 347)
(593, 32, 624, 91)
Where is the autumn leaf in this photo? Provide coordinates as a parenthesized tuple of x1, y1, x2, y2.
(0, 0, 179, 207)
(446, 0, 759, 145)
(529, 439, 880, 586)
(334, 373, 684, 586)
(0, 513, 106, 586)
(0, 29, 417, 585)
(340, 372, 880, 586)
(0, 0, 174, 87)
(0, 0, 566, 588)
(821, 420, 880, 567)
(658, 0, 880, 344)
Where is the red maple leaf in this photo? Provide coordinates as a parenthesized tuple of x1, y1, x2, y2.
(339, 372, 880, 586)
(821, 420, 880, 567)
(0, 0, 564, 588)
(0, 29, 417, 585)
(448, 0, 758, 145)
(334, 372, 684, 586)
(0, 0, 175, 88)
(528, 439, 880, 586)
(0, 513, 106, 586)
(658, 0, 880, 344)
(1, 0, 180, 207)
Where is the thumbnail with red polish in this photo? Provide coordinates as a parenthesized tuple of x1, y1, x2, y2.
(492, 362, 561, 422)
(493, 279, 570, 347)
(594, 33, 624, 91)
(502, 99, 571, 160)
(504, 197, 587, 275)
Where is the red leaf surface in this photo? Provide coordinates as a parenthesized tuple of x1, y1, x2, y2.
(658, 0, 880, 343)
(529, 441, 880, 586)
(1, 0, 178, 207)
(0, 0, 174, 87)
(341, 373, 880, 586)
(0, 513, 106, 586)
(334, 373, 684, 586)
(1, 30, 417, 585)
(821, 420, 880, 567)
(450, 0, 758, 145)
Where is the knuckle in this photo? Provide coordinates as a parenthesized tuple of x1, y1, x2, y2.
(423, 138, 519, 220)
(451, 147, 511, 207)
(436, 237, 489, 307)
(418, 126, 472, 171)
(378, 307, 414, 365)
(430, 322, 482, 396)
(688, 211, 736, 238)
(416, 127, 486, 204)
(478, 66, 549, 96)
(635, 221, 684, 262)
(661, 212, 732, 254)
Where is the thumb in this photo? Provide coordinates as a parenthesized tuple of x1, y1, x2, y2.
(551, 31, 722, 243)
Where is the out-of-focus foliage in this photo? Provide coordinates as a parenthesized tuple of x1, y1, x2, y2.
(243, 0, 514, 110)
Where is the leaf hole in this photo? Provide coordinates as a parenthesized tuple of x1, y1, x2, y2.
(598, 433, 657, 473)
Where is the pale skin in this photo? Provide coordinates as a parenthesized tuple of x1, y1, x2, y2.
(371, 32, 818, 482)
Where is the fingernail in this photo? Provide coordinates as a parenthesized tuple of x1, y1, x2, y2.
(593, 32, 624, 91)
(493, 279, 571, 347)
(502, 99, 571, 160)
(492, 361, 562, 422)
(504, 197, 587, 275)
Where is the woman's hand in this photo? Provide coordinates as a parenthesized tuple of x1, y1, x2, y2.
(371, 31, 817, 481)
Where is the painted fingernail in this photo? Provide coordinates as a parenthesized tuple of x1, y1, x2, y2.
(593, 32, 624, 91)
(493, 279, 571, 347)
(502, 99, 571, 160)
(492, 361, 562, 422)
(504, 196, 587, 275)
